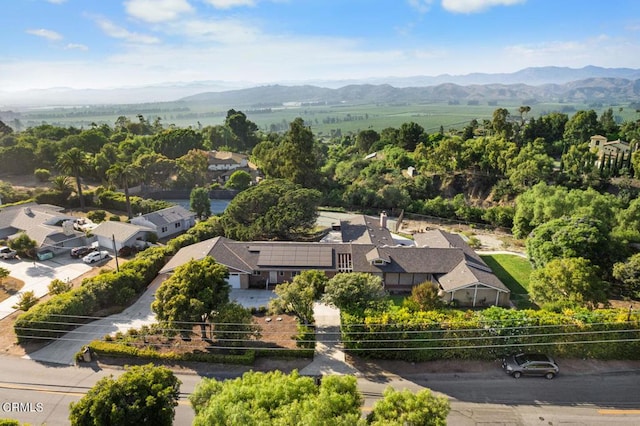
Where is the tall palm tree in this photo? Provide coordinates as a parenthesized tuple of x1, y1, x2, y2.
(56, 148, 90, 210)
(107, 162, 141, 219)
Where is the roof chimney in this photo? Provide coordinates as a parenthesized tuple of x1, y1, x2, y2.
(380, 211, 388, 229)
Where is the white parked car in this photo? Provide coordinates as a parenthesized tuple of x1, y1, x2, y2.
(0, 246, 17, 259)
(82, 250, 110, 264)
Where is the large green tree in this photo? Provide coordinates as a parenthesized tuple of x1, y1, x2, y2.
(367, 387, 450, 426)
(225, 109, 259, 151)
(224, 169, 252, 191)
(253, 118, 323, 188)
(270, 270, 328, 324)
(322, 273, 387, 312)
(190, 187, 211, 220)
(189, 371, 363, 426)
(152, 257, 230, 339)
(69, 364, 180, 426)
(526, 215, 611, 270)
(220, 178, 321, 240)
(56, 147, 91, 210)
(529, 257, 608, 309)
(152, 128, 203, 159)
(563, 109, 601, 146)
(106, 162, 141, 219)
(612, 253, 640, 299)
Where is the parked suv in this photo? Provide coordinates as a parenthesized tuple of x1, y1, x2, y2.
(70, 246, 97, 258)
(502, 353, 559, 379)
(0, 246, 17, 259)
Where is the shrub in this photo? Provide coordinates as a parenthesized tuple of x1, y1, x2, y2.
(86, 210, 107, 223)
(48, 278, 72, 295)
(12, 290, 39, 311)
(34, 168, 51, 182)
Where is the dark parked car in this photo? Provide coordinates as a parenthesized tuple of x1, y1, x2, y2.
(502, 353, 559, 379)
(70, 246, 97, 258)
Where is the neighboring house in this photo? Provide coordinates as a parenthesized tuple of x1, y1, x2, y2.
(91, 221, 155, 253)
(0, 202, 87, 255)
(130, 205, 196, 240)
(207, 151, 249, 171)
(589, 135, 636, 164)
(160, 213, 510, 307)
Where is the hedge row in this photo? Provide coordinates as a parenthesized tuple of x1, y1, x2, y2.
(97, 190, 172, 215)
(14, 247, 168, 342)
(341, 306, 640, 361)
(85, 340, 255, 365)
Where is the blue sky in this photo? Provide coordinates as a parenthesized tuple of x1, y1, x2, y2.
(2, 0, 640, 91)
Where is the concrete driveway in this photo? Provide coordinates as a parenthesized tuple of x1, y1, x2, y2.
(24, 275, 167, 365)
(23, 284, 277, 365)
(0, 255, 92, 320)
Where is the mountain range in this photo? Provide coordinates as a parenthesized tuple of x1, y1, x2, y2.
(2, 66, 640, 108)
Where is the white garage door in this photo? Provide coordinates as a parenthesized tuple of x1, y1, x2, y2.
(228, 273, 241, 289)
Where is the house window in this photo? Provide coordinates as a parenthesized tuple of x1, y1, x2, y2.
(373, 259, 386, 265)
(291, 271, 300, 277)
(337, 253, 353, 272)
(279, 271, 284, 276)
(175, 223, 181, 228)
(161, 226, 168, 233)
(253, 270, 261, 276)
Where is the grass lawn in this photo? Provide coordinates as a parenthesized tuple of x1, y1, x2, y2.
(480, 254, 536, 309)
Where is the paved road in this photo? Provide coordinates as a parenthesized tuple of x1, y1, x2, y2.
(1, 355, 639, 426)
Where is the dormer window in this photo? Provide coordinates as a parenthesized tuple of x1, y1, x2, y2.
(372, 259, 386, 265)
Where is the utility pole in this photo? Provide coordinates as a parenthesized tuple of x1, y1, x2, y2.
(112, 234, 120, 272)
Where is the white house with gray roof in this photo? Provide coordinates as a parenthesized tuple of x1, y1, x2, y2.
(0, 202, 87, 255)
(160, 214, 510, 307)
(130, 205, 196, 239)
(91, 221, 155, 253)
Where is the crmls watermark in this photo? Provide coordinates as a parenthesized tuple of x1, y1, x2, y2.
(1, 401, 44, 413)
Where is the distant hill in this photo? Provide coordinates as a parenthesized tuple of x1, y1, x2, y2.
(180, 77, 640, 107)
(2, 66, 640, 108)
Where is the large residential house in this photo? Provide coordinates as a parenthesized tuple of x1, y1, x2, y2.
(91, 221, 155, 253)
(161, 214, 510, 307)
(130, 205, 196, 240)
(0, 203, 87, 255)
(589, 135, 636, 164)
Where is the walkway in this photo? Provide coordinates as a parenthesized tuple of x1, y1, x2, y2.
(299, 303, 357, 376)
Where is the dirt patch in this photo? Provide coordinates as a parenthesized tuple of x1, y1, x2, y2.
(399, 218, 525, 253)
(108, 312, 302, 355)
(0, 276, 24, 303)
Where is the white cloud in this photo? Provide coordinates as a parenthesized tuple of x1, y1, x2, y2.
(65, 43, 89, 51)
(503, 34, 640, 70)
(164, 18, 260, 43)
(124, 0, 194, 23)
(26, 28, 63, 41)
(94, 17, 160, 44)
(407, 0, 433, 14)
(203, 0, 256, 8)
(442, 0, 525, 14)
(44, 0, 67, 4)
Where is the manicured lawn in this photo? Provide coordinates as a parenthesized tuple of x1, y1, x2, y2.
(480, 254, 536, 309)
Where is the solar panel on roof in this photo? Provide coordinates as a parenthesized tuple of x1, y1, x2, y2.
(257, 245, 333, 267)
